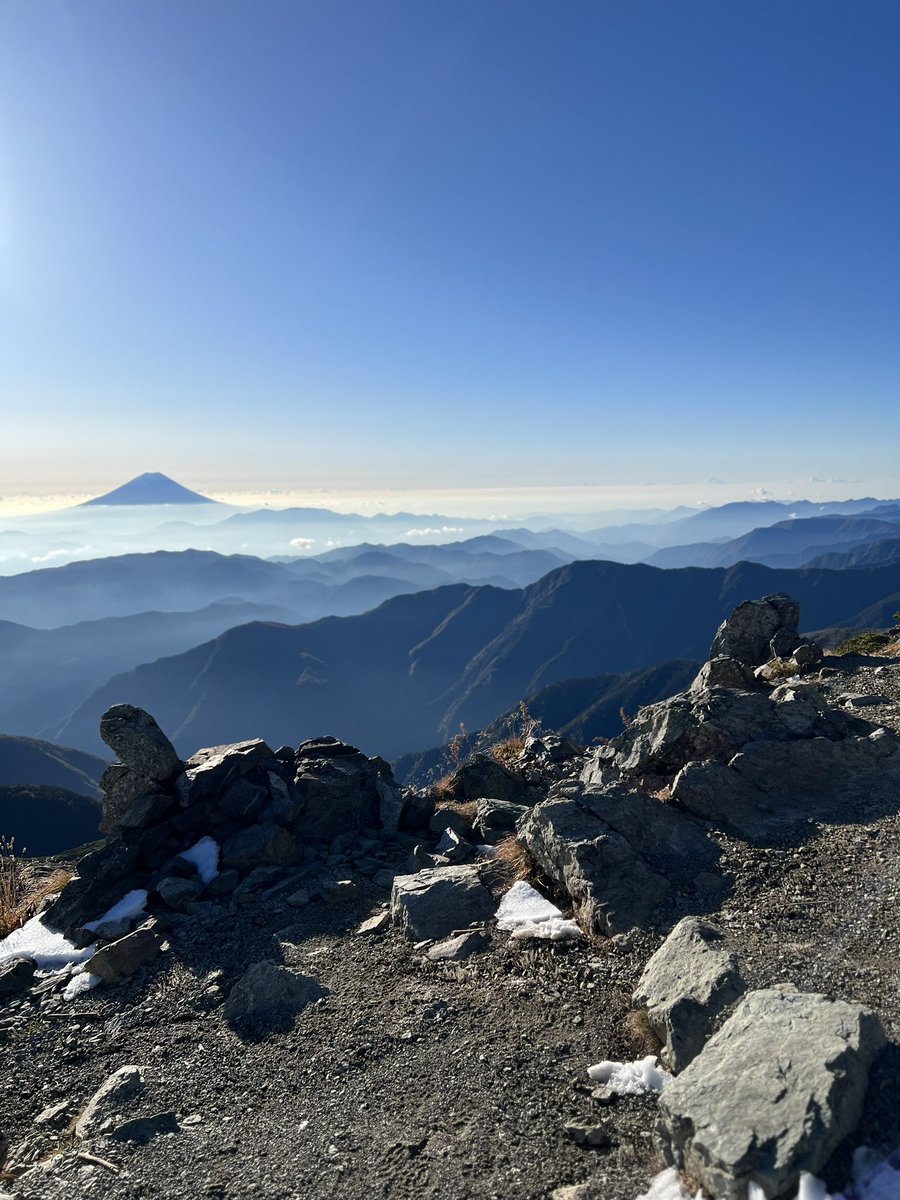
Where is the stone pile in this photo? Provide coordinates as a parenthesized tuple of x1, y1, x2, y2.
(45, 705, 410, 945)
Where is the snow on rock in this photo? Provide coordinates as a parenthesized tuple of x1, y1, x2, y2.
(180, 836, 220, 885)
(495, 880, 582, 941)
(0, 915, 95, 973)
(62, 970, 100, 1002)
(83, 888, 149, 933)
(635, 1168, 703, 1200)
(588, 1054, 673, 1095)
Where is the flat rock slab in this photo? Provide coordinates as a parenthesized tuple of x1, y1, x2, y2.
(390, 865, 496, 942)
(656, 989, 885, 1199)
(74, 1065, 144, 1140)
(88, 926, 165, 985)
(633, 917, 745, 1070)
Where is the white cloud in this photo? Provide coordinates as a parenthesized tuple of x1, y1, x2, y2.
(289, 537, 316, 550)
(405, 526, 464, 537)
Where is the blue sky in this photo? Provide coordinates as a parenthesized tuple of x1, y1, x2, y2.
(1, 1, 899, 500)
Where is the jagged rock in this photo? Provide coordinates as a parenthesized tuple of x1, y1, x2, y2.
(204, 869, 240, 897)
(473, 798, 529, 837)
(390, 865, 496, 941)
(426, 929, 490, 961)
(43, 839, 144, 940)
(88, 925, 165, 984)
(320, 878, 359, 903)
(214, 777, 269, 822)
(221, 822, 299, 870)
(290, 742, 401, 839)
(100, 704, 181, 784)
(157, 875, 204, 910)
(793, 641, 824, 669)
(632, 917, 745, 1070)
(376, 775, 406, 835)
(518, 787, 721, 936)
(223, 962, 327, 1039)
(99, 763, 158, 835)
(429, 806, 473, 838)
(656, 989, 886, 1199)
(709, 593, 801, 665)
(0, 956, 36, 998)
(74, 1065, 144, 1139)
(689, 656, 757, 693)
(438, 754, 535, 806)
(563, 1118, 611, 1148)
(355, 911, 391, 936)
(671, 728, 900, 840)
(433, 826, 475, 863)
(181, 739, 275, 803)
(118, 790, 176, 829)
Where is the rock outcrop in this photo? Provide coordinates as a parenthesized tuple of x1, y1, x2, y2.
(632, 917, 745, 1070)
(657, 989, 886, 1199)
(519, 594, 900, 930)
(45, 708, 408, 941)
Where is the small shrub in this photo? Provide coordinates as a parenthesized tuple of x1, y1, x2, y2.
(833, 631, 894, 656)
(449, 724, 472, 767)
(0, 836, 72, 939)
(619, 706, 634, 730)
(434, 798, 478, 824)
(624, 1007, 662, 1056)
(488, 736, 526, 769)
(494, 834, 535, 882)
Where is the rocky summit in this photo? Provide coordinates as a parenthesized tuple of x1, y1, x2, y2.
(1, 593, 899, 1200)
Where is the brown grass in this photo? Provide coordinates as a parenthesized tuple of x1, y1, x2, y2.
(494, 834, 535, 881)
(0, 837, 73, 939)
(488, 736, 526, 769)
(434, 798, 478, 823)
(623, 1007, 662, 1056)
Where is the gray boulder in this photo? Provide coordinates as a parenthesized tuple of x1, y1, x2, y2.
(223, 962, 327, 1040)
(518, 786, 721, 936)
(220, 822, 299, 870)
(657, 989, 885, 1199)
(426, 929, 490, 961)
(181, 739, 275, 804)
(390, 865, 496, 941)
(74, 1065, 144, 1140)
(0, 956, 36, 998)
(632, 917, 745, 1070)
(157, 875, 204, 911)
(473, 798, 529, 838)
(690, 656, 757, 693)
(100, 705, 181, 784)
(88, 925, 165, 984)
(290, 741, 401, 839)
(438, 754, 535, 806)
(709, 593, 800, 665)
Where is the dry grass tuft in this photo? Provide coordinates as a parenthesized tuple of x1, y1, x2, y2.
(0, 837, 73, 939)
(623, 1007, 662, 1056)
(434, 798, 478, 824)
(488, 736, 526, 769)
(494, 834, 535, 882)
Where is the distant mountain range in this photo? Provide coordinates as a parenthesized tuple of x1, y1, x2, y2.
(80, 471, 218, 506)
(51, 558, 900, 760)
(0, 735, 105, 854)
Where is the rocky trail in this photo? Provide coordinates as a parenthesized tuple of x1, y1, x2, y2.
(1, 595, 900, 1200)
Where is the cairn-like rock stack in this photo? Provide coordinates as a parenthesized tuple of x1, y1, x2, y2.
(45, 706, 408, 943)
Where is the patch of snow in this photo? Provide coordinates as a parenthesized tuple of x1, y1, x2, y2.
(179, 836, 219, 885)
(84, 888, 149, 932)
(62, 970, 100, 1002)
(495, 880, 582, 941)
(635, 1168, 703, 1200)
(804, 1146, 900, 1200)
(0, 915, 96, 973)
(588, 1054, 673, 1095)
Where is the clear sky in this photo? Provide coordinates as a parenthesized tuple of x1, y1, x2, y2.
(1, 0, 898, 501)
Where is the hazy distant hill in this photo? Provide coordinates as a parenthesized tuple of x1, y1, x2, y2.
(645, 514, 900, 569)
(0, 601, 295, 734)
(806, 537, 900, 570)
(53, 558, 900, 760)
(0, 735, 106, 797)
(0, 785, 100, 856)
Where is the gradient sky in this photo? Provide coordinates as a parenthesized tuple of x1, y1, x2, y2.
(1, 1, 899, 499)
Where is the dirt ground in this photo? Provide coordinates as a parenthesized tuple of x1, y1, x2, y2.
(2, 654, 899, 1200)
